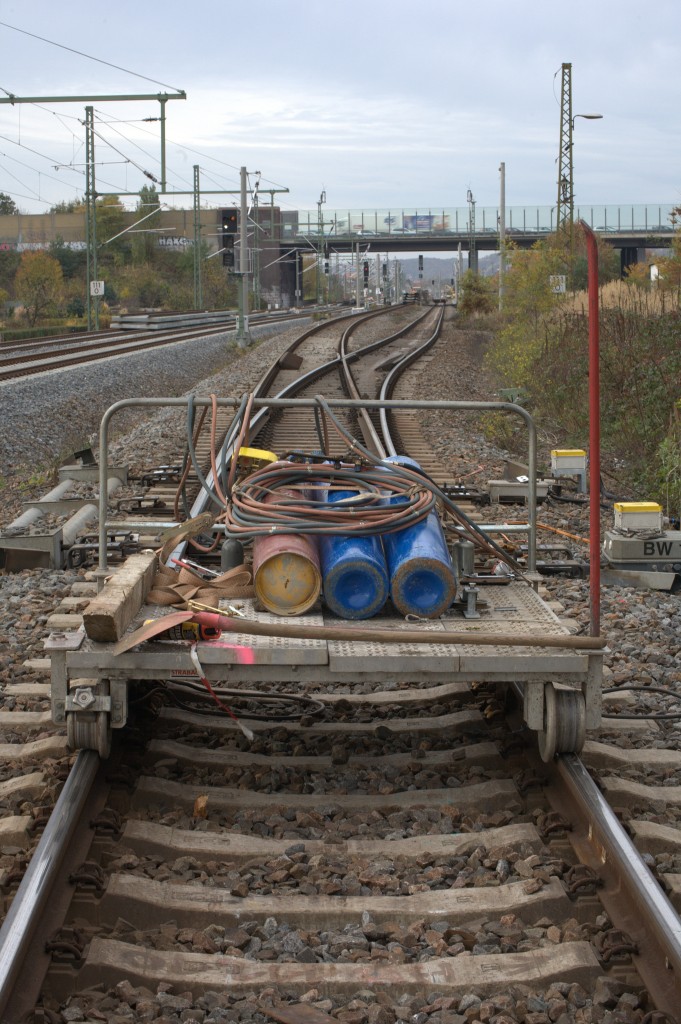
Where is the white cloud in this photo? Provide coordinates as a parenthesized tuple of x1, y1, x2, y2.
(0, 1, 679, 214)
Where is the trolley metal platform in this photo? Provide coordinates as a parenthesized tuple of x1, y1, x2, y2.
(47, 580, 603, 761)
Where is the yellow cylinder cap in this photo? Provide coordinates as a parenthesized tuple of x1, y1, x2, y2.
(255, 552, 321, 615)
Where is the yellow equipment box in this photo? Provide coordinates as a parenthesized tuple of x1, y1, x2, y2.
(614, 501, 664, 531)
(551, 449, 587, 473)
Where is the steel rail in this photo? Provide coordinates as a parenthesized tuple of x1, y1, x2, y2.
(0, 751, 100, 1020)
(372, 306, 537, 568)
(378, 306, 445, 457)
(0, 308, 323, 381)
(171, 308, 426, 561)
(340, 305, 440, 459)
(214, 307, 387, 444)
(0, 308, 319, 353)
(0, 321, 301, 382)
(150, 307, 416, 568)
(0, 328, 221, 370)
(555, 754, 681, 1012)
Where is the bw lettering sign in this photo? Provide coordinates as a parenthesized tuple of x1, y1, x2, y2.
(643, 540, 676, 557)
(549, 275, 566, 294)
(90, 281, 105, 297)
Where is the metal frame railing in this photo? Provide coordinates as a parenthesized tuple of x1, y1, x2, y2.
(96, 395, 538, 577)
(289, 204, 677, 238)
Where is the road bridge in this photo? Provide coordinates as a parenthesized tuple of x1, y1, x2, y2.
(0, 203, 675, 308)
(285, 203, 677, 256)
(281, 203, 676, 283)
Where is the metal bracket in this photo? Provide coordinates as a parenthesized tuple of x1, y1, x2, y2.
(48, 631, 86, 726)
(462, 584, 481, 619)
(109, 678, 128, 728)
(584, 651, 603, 729)
(66, 688, 111, 714)
(44, 630, 85, 652)
(523, 680, 545, 731)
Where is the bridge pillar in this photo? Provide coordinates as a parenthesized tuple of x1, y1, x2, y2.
(620, 246, 640, 276)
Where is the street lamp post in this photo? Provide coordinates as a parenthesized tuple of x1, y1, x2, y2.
(557, 87, 603, 265)
(570, 113, 603, 224)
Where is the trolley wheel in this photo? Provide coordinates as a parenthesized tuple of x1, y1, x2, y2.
(537, 682, 586, 763)
(67, 711, 111, 759)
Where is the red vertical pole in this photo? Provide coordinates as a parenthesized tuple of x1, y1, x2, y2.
(580, 221, 601, 636)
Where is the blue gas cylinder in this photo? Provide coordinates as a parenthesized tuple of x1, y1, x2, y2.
(318, 486, 389, 620)
(381, 455, 457, 618)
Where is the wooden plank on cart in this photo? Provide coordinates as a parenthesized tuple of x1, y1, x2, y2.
(82, 551, 158, 643)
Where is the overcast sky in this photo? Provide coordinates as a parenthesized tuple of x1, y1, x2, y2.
(0, 0, 679, 220)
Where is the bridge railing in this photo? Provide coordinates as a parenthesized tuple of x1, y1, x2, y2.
(284, 205, 677, 239)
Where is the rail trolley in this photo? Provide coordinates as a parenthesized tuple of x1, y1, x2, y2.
(47, 393, 604, 764)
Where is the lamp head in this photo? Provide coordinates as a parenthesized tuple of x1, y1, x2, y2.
(573, 113, 603, 127)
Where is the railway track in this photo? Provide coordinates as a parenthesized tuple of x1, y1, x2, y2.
(0, 308, 314, 383)
(0, 306, 680, 1020)
(122, 303, 436, 522)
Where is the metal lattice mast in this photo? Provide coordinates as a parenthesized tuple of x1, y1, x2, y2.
(84, 106, 98, 330)
(467, 190, 477, 274)
(193, 165, 202, 309)
(556, 62, 573, 242)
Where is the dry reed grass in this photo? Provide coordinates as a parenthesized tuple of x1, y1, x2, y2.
(563, 281, 679, 316)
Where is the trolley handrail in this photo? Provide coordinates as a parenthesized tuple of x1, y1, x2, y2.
(97, 395, 538, 578)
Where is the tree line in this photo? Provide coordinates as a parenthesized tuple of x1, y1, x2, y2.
(0, 187, 238, 326)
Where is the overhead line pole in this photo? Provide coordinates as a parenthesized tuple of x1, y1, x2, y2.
(236, 165, 250, 347)
(193, 165, 202, 309)
(499, 161, 506, 310)
(467, 190, 477, 274)
(556, 62, 573, 251)
(85, 106, 97, 330)
(0, 91, 185, 195)
(0, 91, 186, 105)
(1, 91, 185, 330)
(1, 90, 293, 329)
